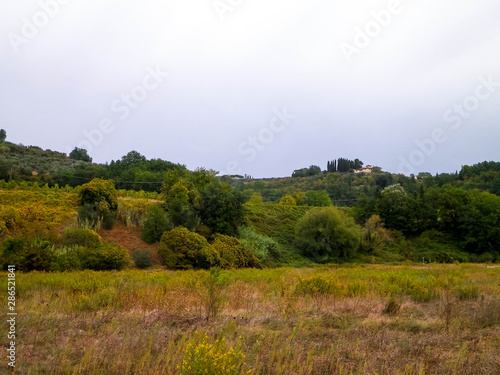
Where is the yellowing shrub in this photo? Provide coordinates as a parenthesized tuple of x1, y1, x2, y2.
(158, 227, 219, 269)
(178, 332, 250, 375)
(212, 234, 260, 269)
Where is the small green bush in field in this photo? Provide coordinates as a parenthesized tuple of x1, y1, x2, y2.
(410, 284, 436, 302)
(73, 288, 119, 311)
(454, 284, 480, 300)
(346, 279, 368, 297)
(79, 178, 118, 210)
(295, 275, 339, 296)
(178, 331, 249, 375)
(132, 249, 153, 269)
(78, 243, 131, 271)
(62, 228, 102, 248)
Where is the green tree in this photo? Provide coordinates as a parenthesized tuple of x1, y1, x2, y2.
(279, 194, 297, 206)
(78, 178, 118, 230)
(305, 190, 332, 207)
(458, 190, 500, 255)
(376, 184, 416, 234)
(199, 180, 245, 236)
(69, 147, 92, 162)
(141, 204, 173, 244)
(295, 206, 362, 261)
(121, 150, 147, 166)
(0, 129, 6, 142)
(164, 179, 200, 230)
(80, 178, 118, 210)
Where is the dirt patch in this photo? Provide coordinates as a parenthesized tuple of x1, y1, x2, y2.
(98, 222, 160, 264)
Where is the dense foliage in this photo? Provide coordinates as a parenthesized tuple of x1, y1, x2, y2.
(295, 206, 362, 262)
(158, 227, 219, 269)
(0, 137, 499, 267)
(78, 178, 119, 230)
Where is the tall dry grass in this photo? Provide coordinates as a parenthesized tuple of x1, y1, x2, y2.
(4, 264, 500, 374)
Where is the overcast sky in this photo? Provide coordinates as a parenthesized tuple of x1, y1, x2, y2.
(1, 0, 499, 177)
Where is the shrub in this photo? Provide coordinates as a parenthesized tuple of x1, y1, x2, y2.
(77, 204, 103, 230)
(141, 205, 172, 244)
(295, 275, 339, 296)
(295, 206, 362, 261)
(101, 211, 115, 230)
(279, 195, 297, 206)
(78, 179, 118, 230)
(454, 284, 480, 300)
(410, 284, 436, 302)
(53, 246, 84, 271)
(1, 237, 55, 271)
(203, 267, 226, 320)
(79, 178, 118, 210)
(78, 243, 131, 271)
(239, 226, 281, 262)
(211, 234, 260, 269)
(158, 227, 219, 269)
(383, 298, 401, 315)
(179, 331, 249, 375)
(0, 207, 20, 231)
(346, 279, 368, 297)
(62, 228, 102, 248)
(132, 249, 153, 269)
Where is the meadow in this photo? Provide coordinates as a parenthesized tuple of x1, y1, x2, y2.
(2, 264, 499, 374)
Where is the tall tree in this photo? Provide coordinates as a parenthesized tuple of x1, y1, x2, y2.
(69, 147, 92, 162)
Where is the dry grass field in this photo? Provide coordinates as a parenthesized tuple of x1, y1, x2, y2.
(2, 264, 499, 374)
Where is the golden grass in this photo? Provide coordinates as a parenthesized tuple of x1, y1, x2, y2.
(3, 264, 500, 374)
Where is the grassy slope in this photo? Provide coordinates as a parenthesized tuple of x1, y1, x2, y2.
(0, 189, 159, 263)
(7, 264, 500, 374)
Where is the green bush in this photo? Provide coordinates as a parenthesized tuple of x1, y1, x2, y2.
(158, 226, 219, 269)
(239, 226, 281, 262)
(78, 242, 131, 271)
(101, 211, 116, 230)
(454, 284, 480, 300)
(179, 331, 249, 375)
(1, 237, 55, 271)
(78, 179, 118, 230)
(295, 275, 339, 296)
(132, 249, 153, 269)
(62, 228, 102, 248)
(295, 206, 362, 262)
(77, 204, 103, 230)
(413, 230, 468, 263)
(211, 234, 260, 269)
(53, 246, 84, 271)
(79, 178, 118, 210)
(141, 205, 172, 244)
